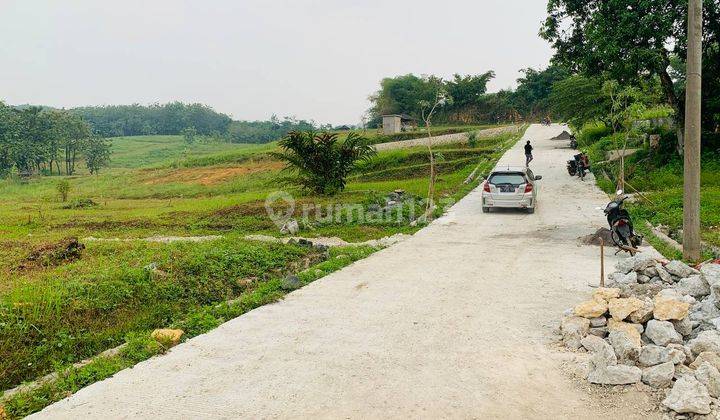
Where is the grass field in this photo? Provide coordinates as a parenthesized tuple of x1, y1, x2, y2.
(0, 125, 524, 417)
(580, 124, 720, 255)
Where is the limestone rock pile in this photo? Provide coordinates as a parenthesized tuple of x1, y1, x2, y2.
(560, 253, 720, 416)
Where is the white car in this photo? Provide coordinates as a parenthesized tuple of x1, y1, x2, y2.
(481, 166, 542, 213)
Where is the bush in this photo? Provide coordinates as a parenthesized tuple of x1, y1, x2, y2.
(56, 179, 71, 202)
(467, 131, 479, 148)
(272, 131, 376, 195)
(577, 122, 612, 148)
(61, 198, 99, 209)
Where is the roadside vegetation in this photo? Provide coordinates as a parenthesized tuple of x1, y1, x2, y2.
(540, 0, 720, 259)
(0, 124, 526, 417)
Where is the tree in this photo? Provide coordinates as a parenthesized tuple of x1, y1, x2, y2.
(419, 89, 449, 215)
(182, 126, 197, 144)
(368, 74, 448, 121)
(550, 76, 612, 128)
(443, 72, 495, 122)
(512, 65, 571, 117)
(272, 131, 376, 195)
(541, 0, 720, 148)
(85, 136, 111, 175)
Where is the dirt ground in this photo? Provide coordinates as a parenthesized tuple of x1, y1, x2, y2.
(32, 124, 661, 419)
(140, 160, 283, 186)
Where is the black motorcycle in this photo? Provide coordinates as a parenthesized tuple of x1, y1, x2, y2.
(569, 136, 578, 149)
(604, 194, 643, 254)
(566, 158, 577, 176)
(567, 153, 589, 180)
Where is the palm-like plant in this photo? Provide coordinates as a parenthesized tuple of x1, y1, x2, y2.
(273, 131, 376, 195)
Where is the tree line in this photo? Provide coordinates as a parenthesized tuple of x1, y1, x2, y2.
(59, 103, 325, 145)
(227, 115, 323, 144)
(72, 102, 233, 138)
(0, 102, 110, 177)
(541, 0, 720, 147)
(366, 65, 571, 126)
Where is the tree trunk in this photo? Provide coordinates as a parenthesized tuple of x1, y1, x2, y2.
(658, 53, 685, 154)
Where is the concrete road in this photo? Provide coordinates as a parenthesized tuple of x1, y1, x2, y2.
(373, 125, 519, 151)
(33, 124, 658, 419)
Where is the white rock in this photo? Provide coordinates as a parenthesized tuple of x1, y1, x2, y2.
(615, 253, 657, 274)
(587, 364, 642, 385)
(667, 346, 687, 365)
(588, 327, 608, 338)
(690, 298, 720, 323)
(672, 317, 694, 337)
(695, 362, 720, 398)
(581, 335, 617, 368)
(609, 330, 640, 365)
(639, 345, 671, 367)
(589, 316, 607, 327)
(608, 271, 638, 286)
(676, 275, 711, 298)
(702, 263, 720, 285)
(702, 264, 720, 306)
(665, 260, 700, 278)
(646, 319, 683, 346)
(690, 352, 720, 371)
(641, 361, 675, 388)
(643, 266, 659, 277)
(675, 364, 696, 380)
(656, 263, 674, 283)
(689, 330, 720, 356)
(662, 375, 712, 414)
(280, 219, 300, 235)
(560, 316, 590, 350)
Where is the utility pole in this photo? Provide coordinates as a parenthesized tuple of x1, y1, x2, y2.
(683, 0, 703, 261)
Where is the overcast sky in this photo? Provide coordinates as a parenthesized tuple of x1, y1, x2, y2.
(0, 0, 553, 125)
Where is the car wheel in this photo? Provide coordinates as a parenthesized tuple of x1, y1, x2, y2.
(527, 207, 535, 214)
(482, 207, 490, 213)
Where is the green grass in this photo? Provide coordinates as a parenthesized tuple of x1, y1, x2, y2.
(0, 246, 375, 419)
(577, 122, 720, 257)
(0, 125, 526, 414)
(108, 135, 257, 169)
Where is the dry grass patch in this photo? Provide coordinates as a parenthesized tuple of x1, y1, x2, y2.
(140, 161, 284, 186)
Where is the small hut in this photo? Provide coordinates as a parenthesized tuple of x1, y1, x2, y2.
(382, 114, 417, 135)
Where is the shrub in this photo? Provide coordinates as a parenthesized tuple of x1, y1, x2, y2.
(56, 179, 71, 202)
(273, 131, 376, 195)
(577, 122, 612, 148)
(61, 198, 98, 209)
(467, 131, 479, 148)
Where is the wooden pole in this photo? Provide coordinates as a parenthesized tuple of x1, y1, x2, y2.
(683, 0, 703, 262)
(600, 238, 605, 287)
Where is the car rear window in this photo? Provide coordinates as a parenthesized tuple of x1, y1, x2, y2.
(489, 173, 526, 185)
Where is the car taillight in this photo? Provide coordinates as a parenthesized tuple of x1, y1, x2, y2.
(524, 183, 533, 193)
(616, 219, 627, 226)
(483, 182, 491, 192)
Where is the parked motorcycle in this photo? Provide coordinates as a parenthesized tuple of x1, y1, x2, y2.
(577, 153, 590, 180)
(566, 158, 577, 176)
(604, 192, 643, 254)
(569, 135, 578, 149)
(566, 153, 590, 180)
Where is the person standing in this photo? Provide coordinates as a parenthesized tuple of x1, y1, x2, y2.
(524, 141, 533, 166)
